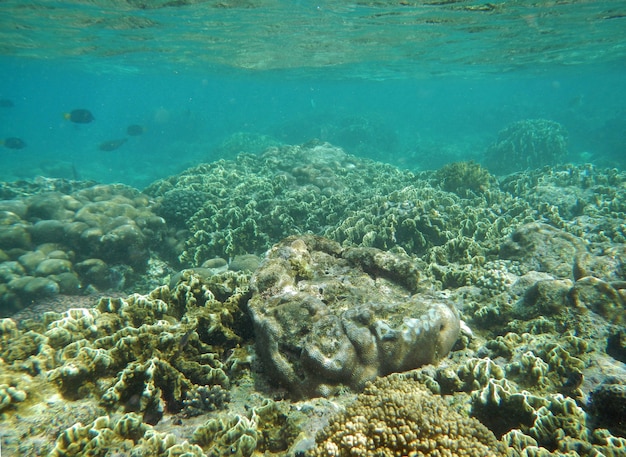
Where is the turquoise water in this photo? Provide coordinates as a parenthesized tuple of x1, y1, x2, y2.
(1, 1, 625, 188)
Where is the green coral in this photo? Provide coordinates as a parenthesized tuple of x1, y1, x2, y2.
(193, 413, 258, 457)
(485, 119, 569, 175)
(48, 413, 207, 457)
(435, 160, 495, 195)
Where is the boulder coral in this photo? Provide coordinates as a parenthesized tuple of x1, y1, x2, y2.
(0, 183, 169, 316)
(248, 235, 460, 397)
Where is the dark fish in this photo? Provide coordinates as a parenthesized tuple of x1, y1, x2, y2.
(126, 124, 145, 136)
(99, 138, 127, 151)
(64, 109, 95, 124)
(179, 328, 195, 349)
(0, 99, 14, 108)
(2, 137, 26, 149)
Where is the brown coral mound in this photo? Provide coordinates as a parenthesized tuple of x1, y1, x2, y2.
(312, 373, 505, 457)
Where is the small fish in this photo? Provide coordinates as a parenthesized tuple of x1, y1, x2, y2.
(64, 109, 95, 124)
(126, 124, 145, 136)
(99, 138, 127, 151)
(2, 137, 26, 149)
(179, 328, 196, 349)
(0, 99, 14, 108)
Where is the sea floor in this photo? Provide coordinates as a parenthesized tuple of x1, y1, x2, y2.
(0, 143, 625, 456)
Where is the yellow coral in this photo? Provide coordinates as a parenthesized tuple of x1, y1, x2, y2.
(312, 373, 505, 457)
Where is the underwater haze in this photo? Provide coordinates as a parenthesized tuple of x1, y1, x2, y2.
(1, 0, 625, 187)
(2, 2, 626, 457)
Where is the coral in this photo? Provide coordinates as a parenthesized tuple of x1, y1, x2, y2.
(589, 382, 626, 437)
(527, 395, 587, 452)
(506, 351, 550, 388)
(145, 143, 404, 264)
(145, 143, 533, 266)
(249, 235, 460, 397)
(0, 383, 27, 411)
(155, 188, 210, 229)
(0, 183, 169, 316)
(485, 119, 569, 175)
(458, 357, 505, 391)
(193, 413, 258, 457)
(47, 413, 207, 457)
(1, 271, 251, 430)
(472, 377, 549, 437)
(499, 222, 587, 279)
(182, 384, 231, 416)
(435, 160, 496, 196)
(311, 373, 505, 457)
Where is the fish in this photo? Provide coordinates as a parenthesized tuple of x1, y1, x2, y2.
(1, 137, 26, 149)
(99, 138, 127, 151)
(126, 124, 145, 136)
(0, 99, 14, 108)
(64, 109, 95, 124)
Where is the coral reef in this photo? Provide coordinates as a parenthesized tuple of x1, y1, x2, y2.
(248, 234, 460, 397)
(146, 143, 414, 265)
(0, 271, 256, 454)
(485, 118, 569, 174)
(2, 148, 626, 456)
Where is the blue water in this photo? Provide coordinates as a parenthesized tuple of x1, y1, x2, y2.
(1, 1, 625, 188)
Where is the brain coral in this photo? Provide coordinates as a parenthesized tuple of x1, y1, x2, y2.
(249, 235, 460, 398)
(312, 372, 505, 457)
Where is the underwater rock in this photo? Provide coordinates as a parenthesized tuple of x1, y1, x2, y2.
(249, 235, 460, 397)
(500, 222, 587, 279)
(607, 329, 626, 363)
(518, 278, 573, 318)
(589, 382, 626, 437)
(570, 276, 625, 324)
(485, 118, 569, 175)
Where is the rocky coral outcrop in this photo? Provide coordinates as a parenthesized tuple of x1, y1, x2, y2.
(248, 235, 460, 397)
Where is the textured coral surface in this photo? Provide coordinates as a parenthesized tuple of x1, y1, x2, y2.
(1, 143, 625, 456)
(249, 234, 460, 397)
